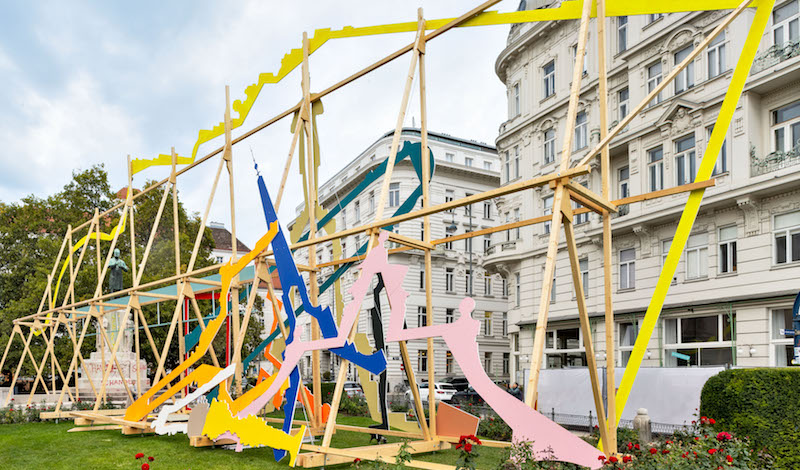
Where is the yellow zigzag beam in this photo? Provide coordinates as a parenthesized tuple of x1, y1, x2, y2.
(598, 0, 772, 451)
(129, 0, 757, 175)
(37, 190, 131, 335)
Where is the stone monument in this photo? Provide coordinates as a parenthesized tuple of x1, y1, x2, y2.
(77, 248, 149, 403)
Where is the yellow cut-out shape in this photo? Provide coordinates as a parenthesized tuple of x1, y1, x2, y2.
(124, 222, 278, 422)
(600, 0, 772, 451)
(203, 398, 305, 466)
(130, 1, 757, 176)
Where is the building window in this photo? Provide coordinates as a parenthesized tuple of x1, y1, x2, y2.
(483, 160, 492, 170)
(418, 350, 428, 372)
(618, 166, 630, 198)
(419, 267, 426, 289)
(502, 313, 508, 336)
(483, 201, 492, 219)
(445, 189, 454, 212)
(446, 351, 454, 373)
(685, 233, 709, 279)
(573, 182, 589, 225)
(446, 152, 454, 163)
(648, 13, 663, 23)
(774, 210, 800, 264)
(445, 268, 455, 292)
(502, 278, 508, 297)
(389, 182, 400, 207)
(574, 111, 588, 151)
(618, 87, 629, 122)
(648, 146, 664, 191)
(708, 31, 727, 78)
(773, 0, 799, 46)
(514, 208, 521, 238)
(617, 16, 628, 53)
(718, 226, 738, 274)
(503, 353, 510, 374)
(215, 256, 224, 264)
(647, 61, 663, 105)
(674, 46, 695, 94)
(543, 61, 556, 98)
(483, 235, 492, 254)
(417, 306, 427, 327)
(484, 312, 493, 336)
(420, 222, 425, 240)
(505, 212, 511, 242)
(619, 321, 637, 366)
(619, 248, 636, 290)
(341, 207, 347, 229)
(543, 195, 554, 234)
(484, 352, 493, 374)
(551, 271, 557, 303)
(545, 327, 586, 368)
(515, 273, 521, 307)
(675, 134, 697, 186)
(514, 145, 521, 179)
(465, 156, 474, 167)
(464, 232, 473, 252)
(465, 269, 472, 294)
(580, 257, 589, 298)
(368, 191, 375, 213)
(354, 200, 360, 222)
(513, 83, 520, 116)
(484, 273, 493, 296)
(446, 308, 455, 324)
(771, 308, 795, 366)
(571, 44, 587, 75)
(772, 99, 800, 153)
(543, 128, 556, 164)
(664, 313, 735, 366)
(662, 238, 672, 268)
(444, 234, 453, 250)
(707, 125, 728, 175)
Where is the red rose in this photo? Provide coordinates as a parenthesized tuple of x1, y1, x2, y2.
(716, 432, 732, 441)
(148, 457, 154, 462)
(649, 448, 657, 455)
(608, 456, 618, 463)
(622, 455, 632, 463)
(726, 455, 733, 463)
(634, 443, 640, 450)
(598, 455, 606, 461)
(464, 443, 472, 453)
(354, 458, 362, 463)
(709, 418, 716, 424)
(141, 464, 150, 470)
(662, 449, 670, 455)
(708, 448, 717, 455)
(627, 442, 633, 450)
(695, 436, 700, 441)
(666, 440, 673, 445)
(135, 453, 144, 459)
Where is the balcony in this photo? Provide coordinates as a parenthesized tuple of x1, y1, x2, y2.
(501, 240, 518, 251)
(751, 40, 800, 75)
(751, 146, 800, 177)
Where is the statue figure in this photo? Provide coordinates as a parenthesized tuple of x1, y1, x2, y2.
(108, 248, 129, 293)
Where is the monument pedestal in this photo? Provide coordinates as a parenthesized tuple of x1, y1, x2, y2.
(77, 350, 150, 403)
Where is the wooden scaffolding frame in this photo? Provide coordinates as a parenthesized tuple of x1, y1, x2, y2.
(0, 0, 766, 466)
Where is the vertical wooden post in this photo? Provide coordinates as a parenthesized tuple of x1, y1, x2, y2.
(596, 0, 617, 455)
(298, 32, 323, 428)
(223, 86, 243, 396)
(322, 16, 430, 446)
(4, 328, 34, 406)
(562, 199, 610, 451)
(67, 226, 74, 306)
(171, 148, 186, 397)
(0, 327, 17, 380)
(526, 0, 591, 408)
(416, 7, 437, 440)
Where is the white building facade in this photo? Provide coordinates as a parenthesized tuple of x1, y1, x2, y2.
(489, 1, 800, 385)
(290, 128, 510, 388)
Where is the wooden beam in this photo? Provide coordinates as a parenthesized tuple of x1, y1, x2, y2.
(565, 181, 617, 213)
(387, 231, 435, 251)
(558, 0, 592, 171)
(576, 0, 752, 169)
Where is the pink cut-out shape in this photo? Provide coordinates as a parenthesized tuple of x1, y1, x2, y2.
(378, 251, 604, 468)
(236, 232, 399, 418)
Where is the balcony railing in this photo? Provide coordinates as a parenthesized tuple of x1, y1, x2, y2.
(751, 146, 800, 177)
(501, 241, 518, 251)
(751, 40, 800, 75)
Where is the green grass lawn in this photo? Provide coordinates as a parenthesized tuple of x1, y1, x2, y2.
(0, 417, 506, 469)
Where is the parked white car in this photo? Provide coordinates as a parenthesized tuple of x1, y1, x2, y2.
(405, 382, 457, 405)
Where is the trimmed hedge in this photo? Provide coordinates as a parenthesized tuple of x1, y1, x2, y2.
(700, 367, 800, 468)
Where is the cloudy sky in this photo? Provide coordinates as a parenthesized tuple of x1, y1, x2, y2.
(0, 0, 516, 246)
